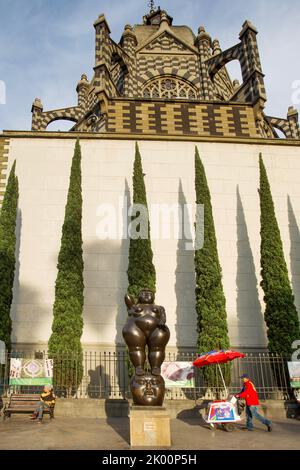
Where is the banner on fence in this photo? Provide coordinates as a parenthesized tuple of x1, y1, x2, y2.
(9, 359, 53, 386)
(288, 362, 300, 388)
(161, 362, 195, 388)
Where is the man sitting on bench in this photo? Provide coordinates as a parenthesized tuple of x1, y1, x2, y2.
(30, 385, 55, 422)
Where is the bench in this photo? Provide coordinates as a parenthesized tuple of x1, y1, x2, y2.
(2, 394, 55, 421)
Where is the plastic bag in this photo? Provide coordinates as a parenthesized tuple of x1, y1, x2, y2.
(237, 399, 246, 416)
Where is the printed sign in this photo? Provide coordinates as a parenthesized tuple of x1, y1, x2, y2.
(207, 402, 241, 424)
(288, 362, 300, 388)
(161, 362, 195, 388)
(9, 359, 53, 386)
(144, 422, 157, 432)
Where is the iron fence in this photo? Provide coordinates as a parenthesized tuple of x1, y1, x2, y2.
(0, 350, 292, 401)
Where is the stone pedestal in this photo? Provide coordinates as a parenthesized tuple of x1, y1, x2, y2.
(129, 406, 171, 447)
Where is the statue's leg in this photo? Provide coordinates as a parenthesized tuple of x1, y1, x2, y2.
(122, 323, 147, 376)
(148, 326, 170, 376)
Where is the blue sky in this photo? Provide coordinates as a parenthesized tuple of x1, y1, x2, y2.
(0, 0, 299, 131)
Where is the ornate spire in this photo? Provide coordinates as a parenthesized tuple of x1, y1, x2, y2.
(148, 0, 156, 13)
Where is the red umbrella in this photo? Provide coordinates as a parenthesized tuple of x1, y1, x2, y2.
(193, 350, 245, 368)
(193, 350, 246, 396)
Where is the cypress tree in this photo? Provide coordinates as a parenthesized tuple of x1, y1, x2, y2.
(194, 147, 231, 386)
(0, 162, 19, 352)
(48, 140, 84, 393)
(127, 143, 156, 299)
(259, 154, 300, 356)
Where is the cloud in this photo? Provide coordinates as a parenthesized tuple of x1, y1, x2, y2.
(0, 0, 299, 131)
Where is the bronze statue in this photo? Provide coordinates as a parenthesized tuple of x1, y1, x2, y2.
(123, 289, 170, 406)
(130, 373, 165, 407)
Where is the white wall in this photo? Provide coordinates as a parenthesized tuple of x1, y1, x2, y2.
(7, 137, 300, 351)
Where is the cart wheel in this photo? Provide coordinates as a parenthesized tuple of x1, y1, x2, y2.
(210, 423, 215, 430)
(222, 423, 236, 432)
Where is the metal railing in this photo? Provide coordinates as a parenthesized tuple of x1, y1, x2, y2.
(0, 351, 292, 401)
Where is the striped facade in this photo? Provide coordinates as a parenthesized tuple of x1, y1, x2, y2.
(106, 100, 258, 138)
(29, 7, 299, 141)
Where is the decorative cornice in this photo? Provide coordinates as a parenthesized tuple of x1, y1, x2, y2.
(136, 26, 198, 55)
(239, 20, 258, 39)
(93, 14, 111, 33)
(2, 131, 300, 147)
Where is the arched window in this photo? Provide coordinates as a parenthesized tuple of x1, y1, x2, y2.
(46, 120, 76, 132)
(143, 76, 197, 100)
(272, 126, 287, 139)
(225, 61, 243, 88)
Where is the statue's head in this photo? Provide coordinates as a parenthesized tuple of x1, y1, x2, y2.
(138, 289, 155, 305)
(131, 373, 165, 406)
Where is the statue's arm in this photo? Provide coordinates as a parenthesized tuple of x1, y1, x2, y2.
(125, 294, 138, 316)
(158, 307, 167, 326)
(125, 294, 135, 310)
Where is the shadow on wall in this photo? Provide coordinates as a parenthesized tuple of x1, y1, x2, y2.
(11, 209, 51, 349)
(236, 186, 265, 350)
(82, 236, 128, 398)
(114, 179, 130, 398)
(11, 208, 23, 345)
(13, 209, 22, 303)
(114, 178, 130, 352)
(87, 365, 111, 399)
(83, 181, 132, 398)
(288, 196, 300, 316)
(114, 179, 130, 343)
(175, 180, 196, 353)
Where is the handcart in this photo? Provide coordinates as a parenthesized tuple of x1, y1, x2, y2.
(206, 395, 243, 432)
(193, 350, 246, 432)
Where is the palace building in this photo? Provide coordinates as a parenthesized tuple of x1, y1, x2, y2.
(1, 5, 300, 353)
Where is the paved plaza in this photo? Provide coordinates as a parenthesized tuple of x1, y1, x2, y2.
(0, 416, 299, 451)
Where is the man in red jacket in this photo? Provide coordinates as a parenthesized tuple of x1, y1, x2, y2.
(236, 374, 273, 432)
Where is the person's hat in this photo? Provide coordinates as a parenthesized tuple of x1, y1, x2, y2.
(240, 374, 250, 379)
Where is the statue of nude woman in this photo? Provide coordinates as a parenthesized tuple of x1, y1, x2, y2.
(122, 289, 170, 377)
